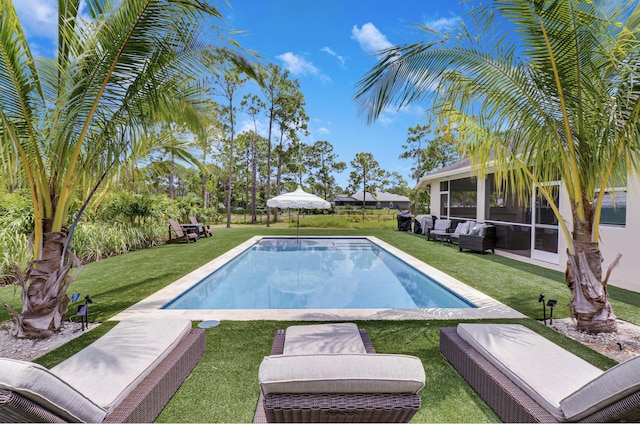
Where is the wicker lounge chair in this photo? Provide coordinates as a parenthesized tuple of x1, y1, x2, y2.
(255, 323, 425, 423)
(167, 218, 198, 244)
(440, 324, 640, 423)
(189, 216, 212, 237)
(0, 319, 205, 423)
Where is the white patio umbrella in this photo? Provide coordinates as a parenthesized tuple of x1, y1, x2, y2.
(267, 185, 331, 238)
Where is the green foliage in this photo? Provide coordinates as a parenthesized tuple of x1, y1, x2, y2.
(0, 193, 33, 283)
(72, 222, 164, 263)
(97, 192, 173, 225)
(0, 191, 218, 283)
(173, 193, 204, 222)
(295, 215, 352, 228)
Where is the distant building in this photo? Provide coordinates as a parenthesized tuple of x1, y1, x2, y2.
(329, 194, 357, 207)
(332, 192, 410, 210)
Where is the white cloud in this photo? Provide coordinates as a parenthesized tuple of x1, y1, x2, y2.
(277, 52, 319, 75)
(321, 46, 346, 67)
(424, 15, 462, 33)
(376, 104, 426, 126)
(317, 127, 330, 135)
(351, 22, 393, 54)
(276, 52, 331, 82)
(238, 118, 267, 137)
(14, 0, 57, 40)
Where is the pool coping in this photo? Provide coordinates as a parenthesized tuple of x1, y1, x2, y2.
(111, 236, 526, 322)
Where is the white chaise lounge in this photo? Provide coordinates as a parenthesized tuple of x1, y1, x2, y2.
(255, 323, 426, 423)
(0, 319, 205, 423)
(440, 323, 640, 422)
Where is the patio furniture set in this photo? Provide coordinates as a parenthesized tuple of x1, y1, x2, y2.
(1, 319, 639, 422)
(167, 216, 212, 244)
(424, 216, 497, 254)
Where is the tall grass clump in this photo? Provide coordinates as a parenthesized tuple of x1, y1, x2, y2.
(72, 221, 165, 263)
(294, 213, 399, 229)
(296, 215, 352, 228)
(0, 193, 33, 285)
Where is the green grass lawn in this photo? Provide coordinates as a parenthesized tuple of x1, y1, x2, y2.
(2, 227, 639, 422)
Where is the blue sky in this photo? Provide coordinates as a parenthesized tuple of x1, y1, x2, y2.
(15, 0, 471, 190)
(220, 0, 471, 189)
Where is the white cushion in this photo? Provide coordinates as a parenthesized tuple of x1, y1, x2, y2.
(51, 319, 191, 413)
(0, 358, 106, 423)
(457, 323, 602, 421)
(453, 222, 468, 235)
(283, 323, 367, 355)
(259, 353, 425, 395)
(561, 355, 640, 421)
(434, 219, 451, 231)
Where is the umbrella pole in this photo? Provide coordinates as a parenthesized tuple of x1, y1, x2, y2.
(297, 208, 300, 240)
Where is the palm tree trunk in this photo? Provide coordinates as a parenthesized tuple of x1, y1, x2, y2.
(6, 219, 73, 338)
(566, 217, 617, 333)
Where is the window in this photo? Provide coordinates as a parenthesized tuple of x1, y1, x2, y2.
(598, 189, 626, 226)
(449, 177, 477, 219)
(440, 193, 449, 217)
(596, 173, 626, 226)
(485, 175, 532, 224)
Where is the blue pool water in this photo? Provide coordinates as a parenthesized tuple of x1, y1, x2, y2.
(163, 238, 475, 310)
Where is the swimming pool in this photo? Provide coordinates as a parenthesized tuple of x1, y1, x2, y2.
(112, 236, 525, 321)
(163, 238, 474, 310)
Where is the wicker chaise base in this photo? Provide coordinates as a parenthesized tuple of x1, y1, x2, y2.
(439, 327, 556, 423)
(255, 328, 421, 423)
(104, 328, 206, 422)
(0, 328, 206, 423)
(0, 389, 66, 423)
(439, 327, 640, 423)
(263, 393, 421, 423)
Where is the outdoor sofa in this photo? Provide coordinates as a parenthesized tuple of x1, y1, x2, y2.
(439, 323, 640, 423)
(0, 318, 205, 423)
(255, 323, 425, 423)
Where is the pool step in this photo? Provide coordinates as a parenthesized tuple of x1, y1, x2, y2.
(332, 241, 373, 250)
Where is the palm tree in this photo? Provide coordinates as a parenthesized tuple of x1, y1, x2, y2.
(356, 0, 640, 333)
(0, 0, 252, 338)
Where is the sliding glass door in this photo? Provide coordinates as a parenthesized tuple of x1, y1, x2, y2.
(531, 182, 559, 264)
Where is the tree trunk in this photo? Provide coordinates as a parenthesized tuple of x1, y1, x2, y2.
(6, 219, 76, 339)
(566, 218, 617, 334)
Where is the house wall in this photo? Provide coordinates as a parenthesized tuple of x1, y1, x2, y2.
(423, 171, 639, 293)
(597, 174, 640, 292)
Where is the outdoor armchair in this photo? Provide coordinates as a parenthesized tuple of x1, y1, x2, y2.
(189, 216, 212, 237)
(167, 218, 198, 244)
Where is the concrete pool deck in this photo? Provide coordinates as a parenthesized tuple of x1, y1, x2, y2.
(111, 236, 526, 322)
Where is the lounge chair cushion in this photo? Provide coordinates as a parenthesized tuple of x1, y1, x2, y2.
(283, 323, 367, 354)
(433, 219, 451, 232)
(560, 355, 640, 421)
(51, 319, 192, 414)
(0, 358, 106, 423)
(259, 353, 425, 395)
(457, 323, 602, 421)
(453, 221, 473, 235)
